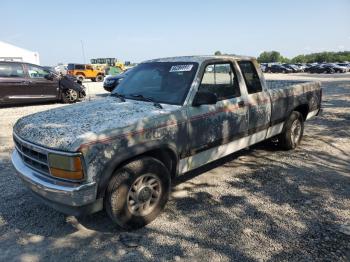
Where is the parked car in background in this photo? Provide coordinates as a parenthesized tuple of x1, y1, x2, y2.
(336, 63, 350, 71)
(282, 64, 303, 73)
(12, 55, 322, 229)
(103, 67, 135, 92)
(67, 63, 105, 82)
(305, 65, 335, 74)
(265, 64, 293, 73)
(294, 63, 307, 70)
(260, 63, 267, 72)
(324, 63, 347, 73)
(0, 61, 85, 106)
(54, 64, 68, 75)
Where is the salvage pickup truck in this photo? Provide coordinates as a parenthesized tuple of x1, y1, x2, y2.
(12, 55, 322, 229)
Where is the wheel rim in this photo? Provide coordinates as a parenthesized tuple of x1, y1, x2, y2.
(65, 89, 78, 102)
(127, 174, 162, 216)
(290, 119, 302, 146)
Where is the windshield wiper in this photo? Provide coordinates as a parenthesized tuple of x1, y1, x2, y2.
(129, 94, 163, 109)
(110, 92, 126, 102)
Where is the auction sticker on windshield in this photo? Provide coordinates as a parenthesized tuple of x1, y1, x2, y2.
(169, 64, 194, 72)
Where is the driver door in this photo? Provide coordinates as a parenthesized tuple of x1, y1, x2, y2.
(182, 61, 248, 172)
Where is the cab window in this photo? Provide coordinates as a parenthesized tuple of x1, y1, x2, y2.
(75, 64, 85, 70)
(27, 65, 50, 78)
(238, 61, 262, 94)
(199, 63, 240, 101)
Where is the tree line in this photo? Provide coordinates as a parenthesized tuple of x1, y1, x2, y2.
(214, 50, 350, 63)
(257, 51, 350, 63)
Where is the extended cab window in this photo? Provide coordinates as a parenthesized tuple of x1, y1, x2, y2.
(28, 65, 50, 78)
(238, 61, 262, 94)
(0, 63, 24, 78)
(199, 63, 240, 100)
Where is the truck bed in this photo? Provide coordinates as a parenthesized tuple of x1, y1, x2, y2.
(266, 80, 322, 126)
(266, 80, 319, 90)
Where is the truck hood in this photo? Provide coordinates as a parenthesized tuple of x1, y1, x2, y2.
(14, 97, 180, 151)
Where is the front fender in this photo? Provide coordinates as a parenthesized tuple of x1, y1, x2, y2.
(96, 141, 179, 198)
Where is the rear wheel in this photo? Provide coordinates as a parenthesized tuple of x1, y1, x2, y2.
(278, 111, 304, 150)
(61, 89, 78, 103)
(105, 157, 171, 229)
(95, 75, 104, 82)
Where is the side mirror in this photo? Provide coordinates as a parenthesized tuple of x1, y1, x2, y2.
(192, 91, 217, 106)
(44, 73, 55, 80)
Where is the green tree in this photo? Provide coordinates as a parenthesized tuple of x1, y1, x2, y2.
(257, 51, 284, 63)
(214, 51, 222, 56)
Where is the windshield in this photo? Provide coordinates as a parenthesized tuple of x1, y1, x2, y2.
(112, 62, 198, 105)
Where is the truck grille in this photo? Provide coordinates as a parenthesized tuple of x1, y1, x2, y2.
(14, 135, 50, 175)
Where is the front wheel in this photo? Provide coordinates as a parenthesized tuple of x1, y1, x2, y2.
(105, 157, 171, 229)
(278, 111, 304, 150)
(95, 75, 104, 82)
(61, 89, 78, 103)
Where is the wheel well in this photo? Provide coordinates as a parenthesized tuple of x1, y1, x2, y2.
(76, 73, 85, 76)
(145, 148, 177, 178)
(112, 148, 178, 179)
(294, 104, 309, 120)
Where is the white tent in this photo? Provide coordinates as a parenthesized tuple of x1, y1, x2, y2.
(0, 41, 40, 65)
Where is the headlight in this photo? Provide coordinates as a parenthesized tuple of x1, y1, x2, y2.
(48, 154, 84, 180)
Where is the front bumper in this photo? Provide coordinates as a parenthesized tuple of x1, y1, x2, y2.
(11, 150, 102, 216)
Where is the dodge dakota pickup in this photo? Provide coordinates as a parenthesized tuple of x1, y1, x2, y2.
(12, 55, 322, 229)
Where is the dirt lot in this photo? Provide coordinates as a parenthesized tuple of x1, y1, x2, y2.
(0, 74, 349, 261)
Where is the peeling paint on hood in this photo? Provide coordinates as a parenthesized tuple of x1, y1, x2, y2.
(13, 97, 180, 151)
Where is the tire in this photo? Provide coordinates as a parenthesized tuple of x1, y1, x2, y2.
(91, 78, 96, 82)
(95, 75, 104, 82)
(61, 89, 78, 103)
(105, 157, 171, 229)
(278, 111, 304, 150)
(76, 74, 85, 82)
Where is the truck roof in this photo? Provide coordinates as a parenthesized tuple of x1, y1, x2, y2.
(144, 55, 256, 64)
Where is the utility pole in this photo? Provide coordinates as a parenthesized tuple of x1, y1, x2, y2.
(80, 40, 91, 101)
(80, 40, 86, 64)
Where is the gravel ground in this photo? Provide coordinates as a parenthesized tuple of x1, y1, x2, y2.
(0, 74, 349, 261)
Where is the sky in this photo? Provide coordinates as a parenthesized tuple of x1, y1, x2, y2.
(1, 0, 350, 65)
